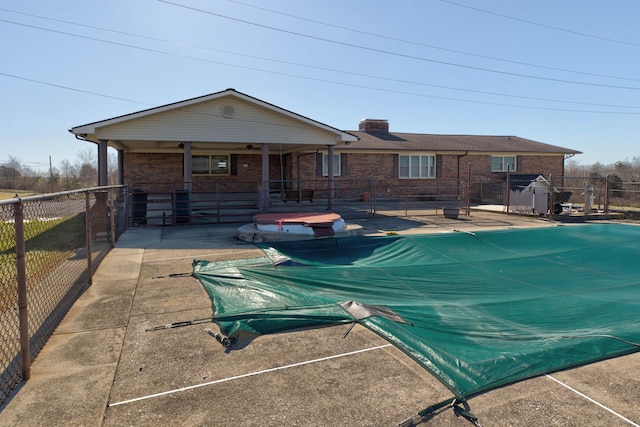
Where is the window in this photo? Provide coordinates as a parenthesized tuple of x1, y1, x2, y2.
(192, 154, 230, 175)
(322, 153, 341, 176)
(399, 154, 435, 178)
(491, 156, 516, 172)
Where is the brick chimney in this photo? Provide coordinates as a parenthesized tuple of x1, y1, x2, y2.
(359, 119, 389, 133)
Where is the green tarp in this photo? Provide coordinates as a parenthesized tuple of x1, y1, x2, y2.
(193, 223, 640, 398)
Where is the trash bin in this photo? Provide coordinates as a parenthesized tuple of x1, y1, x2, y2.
(132, 189, 148, 225)
(174, 189, 190, 223)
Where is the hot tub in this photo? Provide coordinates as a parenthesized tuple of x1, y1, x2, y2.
(253, 212, 346, 237)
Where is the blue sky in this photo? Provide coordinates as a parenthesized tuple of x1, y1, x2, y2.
(2, 0, 639, 172)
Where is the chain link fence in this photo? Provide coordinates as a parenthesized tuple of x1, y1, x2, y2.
(0, 186, 127, 405)
(496, 174, 640, 217)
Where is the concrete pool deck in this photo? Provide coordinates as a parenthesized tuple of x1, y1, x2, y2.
(1, 209, 639, 427)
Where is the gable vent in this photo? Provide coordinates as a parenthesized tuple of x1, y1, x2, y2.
(221, 104, 236, 118)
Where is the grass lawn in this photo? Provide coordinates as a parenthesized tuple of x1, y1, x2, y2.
(0, 190, 37, 200)
(0, 215, 86, 312)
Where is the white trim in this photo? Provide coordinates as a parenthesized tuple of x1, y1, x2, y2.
(491, 155, 517, 172)
(192, 154, 230, 176)
(322, 153, 341, 177)
(398, 153, 436, 179)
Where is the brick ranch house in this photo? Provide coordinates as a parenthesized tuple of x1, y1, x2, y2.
(69, 88, 581, 222)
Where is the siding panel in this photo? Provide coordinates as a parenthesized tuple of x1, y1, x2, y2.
(96, 98, 337, 145)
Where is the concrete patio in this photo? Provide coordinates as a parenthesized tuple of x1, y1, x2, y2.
(1, 210, 638, 427)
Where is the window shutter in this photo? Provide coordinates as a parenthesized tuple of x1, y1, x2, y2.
(340, 153, 347, 176)
(516, 156, 522, 172)
(436, 154, 443, 178)
(316, 153, 323, 177)
(230, 154, 238, 176)
(392, 154, 398, 177)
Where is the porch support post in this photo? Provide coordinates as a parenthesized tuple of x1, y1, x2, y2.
(327, 144, 335, 211)
(98, 139, 108, 186)
(261, 143, 270, 212)
(182, 142, 192, 191)
(117, 149, 124, 185)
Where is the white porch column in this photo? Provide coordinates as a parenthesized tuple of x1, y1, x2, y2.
(261, 143, 270, 212)
(327, 144, 335, 211)
(98, 139, 108, 186)
(182, 142, 192, 191)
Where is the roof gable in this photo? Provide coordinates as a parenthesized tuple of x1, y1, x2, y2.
(70, 89, 357, 145)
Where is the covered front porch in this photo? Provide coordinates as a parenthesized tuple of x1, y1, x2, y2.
(126, 178, 363, 226)
(69, 89, 358, 222)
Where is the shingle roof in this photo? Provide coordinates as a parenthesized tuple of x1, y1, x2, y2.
(342, 131, 581, 155)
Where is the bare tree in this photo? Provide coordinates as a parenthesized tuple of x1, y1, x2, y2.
(564, 160, 588, 177)
(75, 147, 98, 187)
(78, 163, 97, 188)
(19, 165, 41, 190)
(76, 147, 97, 166)
(1, 156, 23, 189)
(59, 159, 79, 189)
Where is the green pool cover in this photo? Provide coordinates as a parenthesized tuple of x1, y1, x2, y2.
(193, 223, 640, 400)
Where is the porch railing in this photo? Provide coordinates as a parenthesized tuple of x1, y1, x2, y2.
(129, 178, 473, 224)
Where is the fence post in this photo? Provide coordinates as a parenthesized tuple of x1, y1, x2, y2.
(505, 167, 511, 215)
(466, 162, 472, 216)
(13, 201, 30, 380)
(548, 174, 554, 218)
(85, 192, 93, 285)
(370, 180, 376, 216)
(604, 175, 610, 214)
(109, 190, 116, 247)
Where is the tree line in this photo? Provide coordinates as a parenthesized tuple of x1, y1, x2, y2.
(0, 149, 119, 193)
(565, 157, 640, 187)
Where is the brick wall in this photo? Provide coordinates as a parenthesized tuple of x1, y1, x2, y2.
(293, 152, 562, 182)
(520, 155, 564, 178)
(455, 154, 564, 182)
(125, 152, 295, 192)
(340, 153, 395, 180)
(124, 151, 565, 195)
(124, 153, 183, 190)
